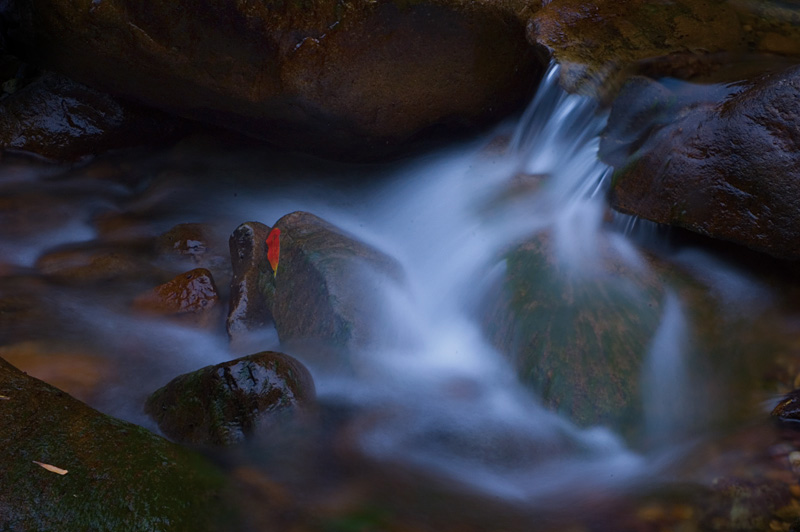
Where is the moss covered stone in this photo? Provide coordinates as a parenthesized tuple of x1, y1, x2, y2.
(0, 357, 231, 531)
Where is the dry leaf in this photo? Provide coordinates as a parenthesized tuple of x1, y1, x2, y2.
(33, 461, 68, 475)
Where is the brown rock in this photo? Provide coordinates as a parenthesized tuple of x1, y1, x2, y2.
(609, 65, 800, 260)
(529, 0, 800, 96)
(4, 0, 544, 158)
(155, 223, 231, 293)
(133, 268, 220, 328)
(36, 244, 162, 284)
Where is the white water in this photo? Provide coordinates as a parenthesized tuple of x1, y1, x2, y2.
(1, 63, 715, 504)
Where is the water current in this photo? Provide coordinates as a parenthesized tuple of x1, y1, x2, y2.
(1, 62, 788, 525)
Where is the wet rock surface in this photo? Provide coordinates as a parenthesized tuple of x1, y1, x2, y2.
(0, 356, 231, 531)
(227, 221, 274, 348)
(0, 69, 184, 161)
(267, 211, 404, 351)
(132, 268, 221, 329)
(608, 65, 800, 260)
(529, 0, 800, 95)
(3, 0, 544, 158)
(145, 351, 315, 447)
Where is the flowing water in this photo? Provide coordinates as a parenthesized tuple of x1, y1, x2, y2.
(1, 63, 794, 528)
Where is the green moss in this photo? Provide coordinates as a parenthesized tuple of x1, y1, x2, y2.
(0, 358, 232, 531)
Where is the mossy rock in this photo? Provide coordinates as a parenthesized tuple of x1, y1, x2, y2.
(485, 229, 793, 438)
(0, 357, 231, 531)
(485, 231, 663, 431)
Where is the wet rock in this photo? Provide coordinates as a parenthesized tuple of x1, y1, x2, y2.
(529, 0, 800, 95)
(609, 65, 800, 260)
(227, 221, 274, 345)
(0, 356, 231, 531)
(268, 211, 404, 350)
(3, 0, 544, 158)
(145, 351, 315, 447)
(132, 268, 220, 329)
(484, 231, 663, 430)
(155, 222, 231, 293)
(773, 390, 800, 423)
(0, 70, 184, 161)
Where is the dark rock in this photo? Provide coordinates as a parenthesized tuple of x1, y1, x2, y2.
(132, 268, 220, 329)
(3, 0, 544, 158)
(227, 221, 274, 344)
(609, 65, 800, 260)
(268, 211, 404, 350)
(772, 389, 800, 423)
(0, 70, 184, 161)
(0, 356, 231, 531)
(145, 351, 315, 447)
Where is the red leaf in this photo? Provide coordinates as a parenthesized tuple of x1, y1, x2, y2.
(266, 227, 280, 277)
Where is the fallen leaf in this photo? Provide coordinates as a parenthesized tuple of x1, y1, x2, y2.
(266, 227, 281, 277)
(33, 461, 68, 475)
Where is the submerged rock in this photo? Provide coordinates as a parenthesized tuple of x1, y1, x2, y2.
(0, 356, 231, 531)
(227, 221, 274, 345)
(36, 243, 163, 285)
(155, 223, 230, 279)
(145, 351, 315, 447)
(268, 211, 404, 350)
(484, 231, 663, 430)
(2, 0, 543, 158)
(0, 69, 183, 160)
(609, 65, 800, 260)
(132, 268, 220, 329)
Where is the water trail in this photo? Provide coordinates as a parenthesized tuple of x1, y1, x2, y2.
(641, 292, 695, 446)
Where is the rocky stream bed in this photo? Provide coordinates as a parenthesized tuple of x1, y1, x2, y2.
(4, 0, 800, 531)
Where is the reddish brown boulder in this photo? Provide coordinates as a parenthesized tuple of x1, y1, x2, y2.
(132, 268, 220, 328)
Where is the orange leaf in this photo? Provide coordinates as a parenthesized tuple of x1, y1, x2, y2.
(266, 227, 281, 277)
(33, 461, 68, 475)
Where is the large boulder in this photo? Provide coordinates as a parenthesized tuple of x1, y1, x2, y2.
(267, 211, 404, 350)
(145, 351, 315, 448)
(0, 356, 231, 531)
(3, 0, 545, 158)
(608, 65, 800, 260)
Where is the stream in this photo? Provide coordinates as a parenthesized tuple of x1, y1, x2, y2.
(1, 62, 797, 530)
